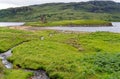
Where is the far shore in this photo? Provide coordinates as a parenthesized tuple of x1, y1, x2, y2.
(25, 20, 112, 27)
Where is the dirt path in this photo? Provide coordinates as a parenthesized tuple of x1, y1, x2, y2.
(8, 26, 87, 34)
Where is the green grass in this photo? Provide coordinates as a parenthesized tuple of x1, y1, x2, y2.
(0, 27, 35, 53)
(3, 69, 32, 79)
(0, 61, 32, 79)
(25, 20, 112, 27)
(0, 61, 4, 79)
(0, 28, 34, 79)
(81, 53, 120, 79)
(7, 31, 120, 79)
(0, 27, 120, 79)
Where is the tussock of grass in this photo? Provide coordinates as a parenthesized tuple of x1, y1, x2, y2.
(4, 69, 32, 79)
(25, 20, 112, 27)
(1, 61, 32, 79)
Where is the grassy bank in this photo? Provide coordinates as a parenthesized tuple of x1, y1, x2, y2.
(0, 61, 32, 79)
(0, 27, 35, 53)
(0, 61, 4, 79)
(0, 28, 34, 79)
(25, 20, 112, 27)
(0, 27, 120, 79)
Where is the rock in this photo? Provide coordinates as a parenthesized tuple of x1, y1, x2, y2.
(49, 34, 53, 37)
(40, 36, 44, 40)
(31, 70, 49, 79)
(78, 48, 84, 51)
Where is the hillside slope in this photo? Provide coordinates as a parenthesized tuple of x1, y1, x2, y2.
(0, 1, 120, 22)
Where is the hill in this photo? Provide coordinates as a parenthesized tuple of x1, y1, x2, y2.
(0, 1, 120, 22)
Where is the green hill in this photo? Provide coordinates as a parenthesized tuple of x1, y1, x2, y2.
(0, 1, 120, 22)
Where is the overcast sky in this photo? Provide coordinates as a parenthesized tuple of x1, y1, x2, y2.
(0, 0, 120, 10)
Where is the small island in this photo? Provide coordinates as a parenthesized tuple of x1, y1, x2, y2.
(25, 20, 112, 27)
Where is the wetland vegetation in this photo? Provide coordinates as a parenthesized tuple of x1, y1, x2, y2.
(0, 27, 120, 79)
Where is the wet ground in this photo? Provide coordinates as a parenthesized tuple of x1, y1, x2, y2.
(0, 49, 49, 79)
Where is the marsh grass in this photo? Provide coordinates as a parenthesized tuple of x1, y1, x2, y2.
(0, 27, 120, 79)
(0, 27, 36, 53)
(3, 69, 32, 79)
(8, 31, 120, 79)
(0, 62, 32, 79)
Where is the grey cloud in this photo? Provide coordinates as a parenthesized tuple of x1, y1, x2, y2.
(0, 0, 88, 6)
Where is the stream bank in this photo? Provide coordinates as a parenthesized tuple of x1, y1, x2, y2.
(0, 48, 49, 79)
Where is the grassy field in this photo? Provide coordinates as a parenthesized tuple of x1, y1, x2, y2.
(25, 20, 112, 27)
(0, 27, 120, 79)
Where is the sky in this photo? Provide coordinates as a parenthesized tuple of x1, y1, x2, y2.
(0, 0, 120, 10)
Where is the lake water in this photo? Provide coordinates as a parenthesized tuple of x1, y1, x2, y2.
(0, 22, 120, 33)
(39, 22, 120, 33)
(0, 22, 25, 27)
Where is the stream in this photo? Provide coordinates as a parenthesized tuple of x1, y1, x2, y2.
(0, 49, 13, 69)
(0, 49, 49, 79)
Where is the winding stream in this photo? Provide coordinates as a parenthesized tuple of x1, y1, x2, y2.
(0, 49, 49, 79)
(0, 49, 13, 69)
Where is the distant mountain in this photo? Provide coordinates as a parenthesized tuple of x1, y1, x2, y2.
(0, 1, 120, 22)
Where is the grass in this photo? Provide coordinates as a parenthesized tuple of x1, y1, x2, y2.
(0, 27, 35, 53)
(0, 27, 34, 79)
(0, 61, 4, 79)
(3, 69, 32, 79)
(0, 27, 120, 79)
(0, 61, 32, 79)
(25, 20, 112, 27)
(7, 31, 120, 79)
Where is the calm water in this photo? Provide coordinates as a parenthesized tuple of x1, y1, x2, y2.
(0, 22, 25, 27)
(40, 22, 120, 33)
(0, 22, 120, 33)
